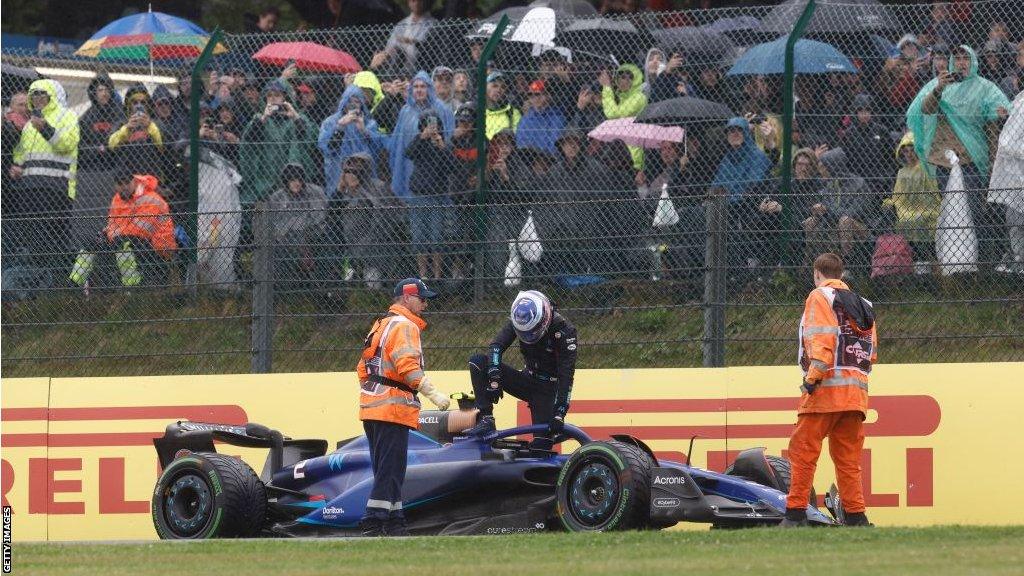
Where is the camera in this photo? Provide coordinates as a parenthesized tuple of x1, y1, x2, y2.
(751, 114, 766, 125)
(132, 104, 146, 116)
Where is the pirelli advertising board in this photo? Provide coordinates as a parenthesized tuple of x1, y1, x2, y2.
(2, 363, 1021, 541)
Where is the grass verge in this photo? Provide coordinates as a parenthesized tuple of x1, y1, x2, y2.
(15, 526, 1024, 576)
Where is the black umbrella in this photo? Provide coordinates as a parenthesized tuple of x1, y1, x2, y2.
(700, 16, 775, 47)
(653, 26, 737, 68)
(761, 0, 899, 35)
(556, 17, 654, 65)
(636, 96, 734, 126)
(1, 63, 40, 105)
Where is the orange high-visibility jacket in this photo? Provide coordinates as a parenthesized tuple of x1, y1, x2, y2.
(357, 304, 427, 429)
(105, 174, 177, 257)
(797, 278, 877, 417)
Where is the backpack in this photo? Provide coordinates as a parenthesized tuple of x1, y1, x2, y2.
(871, 233, 913, 278)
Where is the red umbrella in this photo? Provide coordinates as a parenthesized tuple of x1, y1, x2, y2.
(253, 42, 361, 73)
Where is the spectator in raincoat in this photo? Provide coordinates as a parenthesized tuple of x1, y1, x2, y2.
(599, 63, 647, 169)
(906, 45, 1010, 262)
(988, 91, 1024, 274)
(387, 71, 454, 200)
(9, 78, 80, 287)
(319, 84, 384, 197)
(484, 72, 521, 140)
(884, 132, 940, 261)
(240, 79, 317, 207)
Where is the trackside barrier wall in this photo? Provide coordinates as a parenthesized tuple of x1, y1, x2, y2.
(2, 362, 1022, 541)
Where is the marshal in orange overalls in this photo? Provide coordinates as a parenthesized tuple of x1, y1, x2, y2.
(786, 277, 877, 522)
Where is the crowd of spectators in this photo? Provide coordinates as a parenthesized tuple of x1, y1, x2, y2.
(2, 1, 1022, 296)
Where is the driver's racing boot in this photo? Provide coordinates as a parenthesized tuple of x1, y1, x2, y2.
(844, 512, 874, 527)
(777, 508, 809, 528)
(463, 415, 496, 436)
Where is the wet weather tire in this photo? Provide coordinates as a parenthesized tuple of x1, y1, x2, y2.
(152, 452, 266, 539)
(556, 440, 654, 531)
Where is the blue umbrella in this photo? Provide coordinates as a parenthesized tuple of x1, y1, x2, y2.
(727, 37, 856, 76)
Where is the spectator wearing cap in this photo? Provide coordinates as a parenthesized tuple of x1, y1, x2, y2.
(515, 80, 566, 156)
(73, 73, 125, 253)
(599, 63, 647, 170)
(431, 66, 459, 114)
(371, 0, 436, 76)
(388, 71, 454, 200)
(881, 35, 929, 114)
(319, 83, 384, 197)
(297, 82, 329, 127)
(240, 79, 318, 208)
(150, 85, 185, 144)
(839, 93, 894, 207)
(447, 104, 478, 279)
(484, 72, 521, 140)
(405, 108, 458, 280)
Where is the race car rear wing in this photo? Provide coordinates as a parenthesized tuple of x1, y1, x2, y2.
(154, 421, 328, 483)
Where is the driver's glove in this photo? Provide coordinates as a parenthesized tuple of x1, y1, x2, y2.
(418, 376, 450, 410)
(486, 365, 503, 402)
(546, 415, 564, 437)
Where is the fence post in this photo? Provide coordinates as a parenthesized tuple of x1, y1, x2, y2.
(472, 15, 510, 302)
(251, 203, 275, 373)
(187, 28, 223, 297)
(779, 1, 816, 264)
(703, 189, 727, 367)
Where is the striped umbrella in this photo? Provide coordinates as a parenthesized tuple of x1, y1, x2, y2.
(76, 10, 226, 61)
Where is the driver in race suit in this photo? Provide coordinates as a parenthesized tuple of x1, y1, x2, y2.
(781, 253, 877, 528)
(463, 290, 578, 447)
(357, 278, 450, 537)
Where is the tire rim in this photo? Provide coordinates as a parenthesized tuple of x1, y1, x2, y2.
(164, 472, 213, 537)
(567, 458, 620, 528)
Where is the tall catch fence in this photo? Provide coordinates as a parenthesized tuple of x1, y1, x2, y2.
(2, 0, 1022, 377)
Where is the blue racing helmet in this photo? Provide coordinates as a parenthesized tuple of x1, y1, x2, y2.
(510, 290, 553, 344)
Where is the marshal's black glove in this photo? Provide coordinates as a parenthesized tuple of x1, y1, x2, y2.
(486, 365, 503, 402)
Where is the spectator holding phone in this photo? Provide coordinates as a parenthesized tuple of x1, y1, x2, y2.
(319, 84, 384, 196)
(240, 79, 316, 207)
(907, 45, 1010, 263)
(388, 71, 454, 200)
(405, 109, 457, 279)
(108, 84, 164, 175)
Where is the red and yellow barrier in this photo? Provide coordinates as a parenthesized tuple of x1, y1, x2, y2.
(2, 363, 1021, 541)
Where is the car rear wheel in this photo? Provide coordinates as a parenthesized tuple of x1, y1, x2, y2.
(152, 452, 266, 539)
(556, 440, 654, 531)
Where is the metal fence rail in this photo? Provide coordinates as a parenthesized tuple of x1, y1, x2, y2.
(2, 0, 1022, 377)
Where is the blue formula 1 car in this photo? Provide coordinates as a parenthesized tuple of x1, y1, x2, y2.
(151, 404, 841, 538)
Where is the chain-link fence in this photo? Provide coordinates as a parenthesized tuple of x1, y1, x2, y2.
(2, 0, 1022, 377)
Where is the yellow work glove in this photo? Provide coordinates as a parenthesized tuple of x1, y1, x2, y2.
(418, 376, 450, 410)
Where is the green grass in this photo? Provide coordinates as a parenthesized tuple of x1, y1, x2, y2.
(2, 273, 1022, 377)
(15, 527, 1024, 576)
